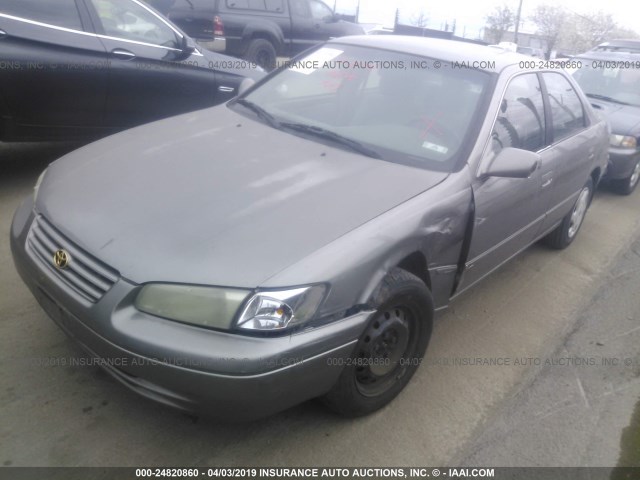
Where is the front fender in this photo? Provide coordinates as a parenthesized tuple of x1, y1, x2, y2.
(261, 169, 473, 314)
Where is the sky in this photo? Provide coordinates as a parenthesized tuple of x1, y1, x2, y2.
(332, 0, 640, 39)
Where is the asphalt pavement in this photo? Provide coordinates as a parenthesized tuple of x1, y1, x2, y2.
(1, 142, 639, 468)
(457, 236, 640, 467)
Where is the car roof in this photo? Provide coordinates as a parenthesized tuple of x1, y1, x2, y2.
(591, 39, 640, 53)
(575, 50, 640, 61)
(327, 35, 527, 73)
(596, 39, 640, 47)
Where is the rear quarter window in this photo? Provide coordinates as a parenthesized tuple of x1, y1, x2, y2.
(226, 0, 267, 10)
(265, 0, 284, 12)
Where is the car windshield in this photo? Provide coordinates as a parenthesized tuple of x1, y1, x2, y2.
(573, 62, 640, 107)
(234, 44, 491, 172)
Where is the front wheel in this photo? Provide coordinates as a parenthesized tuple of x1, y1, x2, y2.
(322, 268, 433, 417)
(544, 178, 593, 249)
(611, 159, 640, 195)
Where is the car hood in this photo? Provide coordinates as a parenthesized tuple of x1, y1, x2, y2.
(587, 99, 640, 136)
(38, 106, 448, 287)
(336, 20, 366, 35)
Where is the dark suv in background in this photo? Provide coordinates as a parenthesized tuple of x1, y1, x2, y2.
(573, 50, 640, 194)
(149, 0, 364, 69)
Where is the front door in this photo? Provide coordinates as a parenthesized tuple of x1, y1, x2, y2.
(458, 73, 549, 291)
(84, 0, 218, 128)
(0, 0, 108, 139)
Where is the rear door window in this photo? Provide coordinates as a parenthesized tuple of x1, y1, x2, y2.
(309, 0, 332, 20)
(1, 0, 84, 30)
(542, 72, 586, 142)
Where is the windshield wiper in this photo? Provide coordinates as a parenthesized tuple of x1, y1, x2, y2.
(280, 123, 381, 159)
(585, 93, 630, 106)
(235, 99, 280, 128)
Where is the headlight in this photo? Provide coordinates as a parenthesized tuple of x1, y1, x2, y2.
(135, 284, 250, 329)
(610, 134, 637, 148)
(33, 168, 48, 203)
(236, 285, 327, 331)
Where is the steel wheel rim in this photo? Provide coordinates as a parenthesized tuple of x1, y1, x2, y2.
(355, 306, 415, 397)
(568, 186, 590, 239)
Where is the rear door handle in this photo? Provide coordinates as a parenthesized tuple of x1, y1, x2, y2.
(111, 48, 136, 60)
(218, 86, 234, 93)
(0, 29, 7, 38)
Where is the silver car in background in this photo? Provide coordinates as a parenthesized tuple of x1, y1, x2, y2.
(11, 37, 608, 420)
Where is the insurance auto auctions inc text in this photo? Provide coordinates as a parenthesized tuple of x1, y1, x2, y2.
(254, 468, 495, 477)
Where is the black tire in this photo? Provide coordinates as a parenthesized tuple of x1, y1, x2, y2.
(322, 268, 434, 417)
(611, 159, 640, 196)
(544, 178, 593, 250)
(244, 39, 276, 71)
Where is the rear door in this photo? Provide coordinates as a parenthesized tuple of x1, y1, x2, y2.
(0, 0, 108, 139)
(84, 0, 218, 128)
(536, 72, 594, 232)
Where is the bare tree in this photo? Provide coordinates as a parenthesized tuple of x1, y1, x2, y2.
(530, 5, 567, 57)
(485, 4, 514, 44)
(568, 11, 617, 52)
(558, 10, 639, 54)
(608, 27, 640, 40)
(410, 9, 429, 28)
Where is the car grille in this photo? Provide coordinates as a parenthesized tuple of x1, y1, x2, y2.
(26, 215, 119, 303)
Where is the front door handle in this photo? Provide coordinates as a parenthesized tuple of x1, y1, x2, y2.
(111, 48, 136, 60)
(0, 29, 7, 38)
(541, 172, 553, 188)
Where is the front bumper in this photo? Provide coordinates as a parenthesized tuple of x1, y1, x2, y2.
(10, 197, 371, 420)
(606, 146, 640, 180)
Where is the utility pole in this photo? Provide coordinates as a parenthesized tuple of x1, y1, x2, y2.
(514, 0, 523, 44)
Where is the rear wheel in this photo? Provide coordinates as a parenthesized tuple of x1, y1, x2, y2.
(244, 39, 276, 71)
(544, 178, 593, 249)
(611, 159, 640, 195)
(322, 268, 433, 417)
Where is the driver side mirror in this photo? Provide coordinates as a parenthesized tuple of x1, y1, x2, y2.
(174, 34, 196, 61)
(482, 147, 540, 178)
